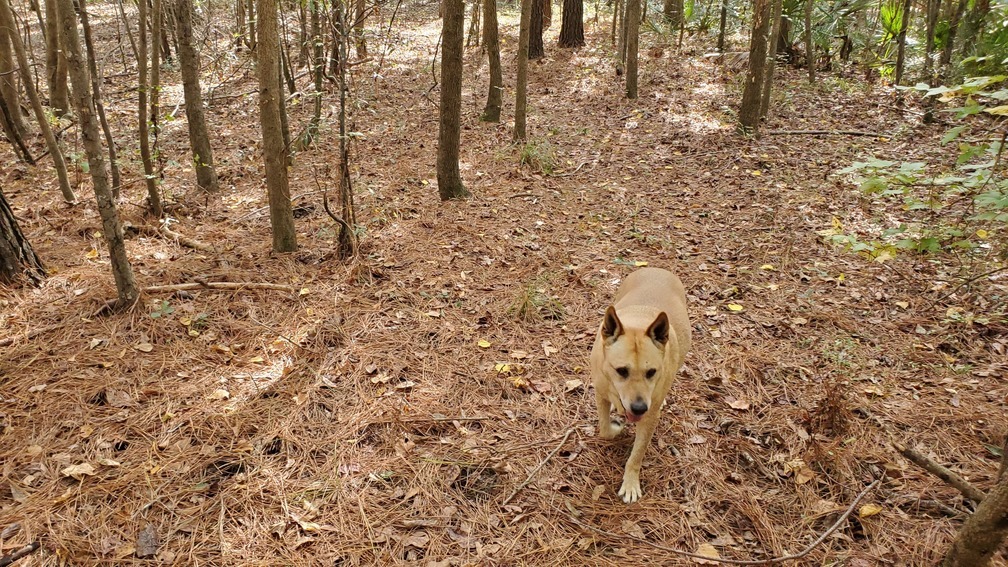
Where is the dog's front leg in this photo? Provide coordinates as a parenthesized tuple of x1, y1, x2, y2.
(618, 412, 659, 503)
(595, 388, 623, 439)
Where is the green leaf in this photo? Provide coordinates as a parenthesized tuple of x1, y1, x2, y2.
(941, 125, 968, 145)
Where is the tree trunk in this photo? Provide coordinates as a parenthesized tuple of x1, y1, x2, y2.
(0, 0, 74, 202)
(256, 0, 296, 251)
(299, 0, 323, 147)
(481, 0, 503, 121)
(57, 0, 138, 308)
(78, 0, 121, 197)
(0, 188, 44, 285)
(437, 0, 468, 200)
(235, 0, 246, 49)
(138, 0, 162, 215)
(152, 0, 163, 176)
(738, 0, 771, 136)
(557, 0, 584, 47)
(514, 0, 530, 141)
(625, 0, 640, 98)
(354, 0, 367, 57)
(160, 2, 174, 63)
(958, 0, 989, 59)
(943, 456, 1008, 567)
(467, 0, 480, 46)
(893, 0, 912, 84)
(663, 0, 682, 27)
(804, 0, 814, 82)
(175, 0, 219, 192)
(44, 0, 68, 116)
(717, 0, 727, 51)
(758, 0, 782, 119)
(939, 0, 967, 71)
(245, 0, 256, 51)
(0, 18, 28, 138)
(529, 0, 544, 59)
(923, 0, 940, 79)
(333, 3, 356, 257)
(610, 0, 621, 45)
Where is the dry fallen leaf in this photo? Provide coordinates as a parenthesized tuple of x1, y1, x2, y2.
(693, 542, 721, 564)
(726, 397, 750, 410)
(61, 462, 97, 480)
(134, 342, 154, 353)
(859, 503, 883, 518)
(135, 523, 159, 558)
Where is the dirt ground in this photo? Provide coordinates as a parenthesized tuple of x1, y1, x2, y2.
(1, 1, 1007, 565)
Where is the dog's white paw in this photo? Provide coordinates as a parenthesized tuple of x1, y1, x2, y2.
(598, 419, 624, 439)
(618, 476, 642, 503)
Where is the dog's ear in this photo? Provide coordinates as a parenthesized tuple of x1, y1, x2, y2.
(647, 312, 670, 346)
(601, 306, 624, 341)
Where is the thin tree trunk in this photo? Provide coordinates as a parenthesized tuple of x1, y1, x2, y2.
(256, 0, 296, 251)
(717, 0, 727, 51)
(44, 0, 68, 116)
(923, 0, 940, 79)
(738, 0, 771, 136)
(514, 0, 530, 141)
(758, 0, 782, 119)
(235, 0, 246, 49)
(300, 0, 323, 147)
(939, 0, 967, 72)
(246, 0, 256, 51)
(893, 0, 911, 84)
(175, 0, 219, 192)
(277, 45, 291, 166)
(804, 0, 814, 82)
(138, 0, 162, 215)
(610, 0, 620, 45)
(481, 0, 502, 121)
(0, 17, 28, 137)
(152, 0, 163, 177)
(529, 0, 544, 59)
(0, 188, 44, 285)
(0, 0, 74, 202)
(625, 0, 640, 98)
(334, 4, 355, 257)
(958, 0, 989, 60)
(437, 0, 468, 200)
(78, 0, 121, 197)
(942, 464, 1008, 567)
(354, 0, 366, 57)
(160, 2, 173, 63)
(56, 0, 138, 308)
(558, 0, 584, 47)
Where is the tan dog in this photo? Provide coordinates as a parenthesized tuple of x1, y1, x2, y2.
(590, 267, 691, 503)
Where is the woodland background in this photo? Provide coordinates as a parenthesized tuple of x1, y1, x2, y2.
(0, 0, 1007, 562)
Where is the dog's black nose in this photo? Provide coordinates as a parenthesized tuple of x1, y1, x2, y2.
(630, 400, 648, 416)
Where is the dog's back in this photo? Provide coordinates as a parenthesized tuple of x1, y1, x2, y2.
(612, 267, 691, 369)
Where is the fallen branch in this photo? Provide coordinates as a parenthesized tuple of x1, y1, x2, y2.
(130, 222, 213, 252)
(143, 282, 298, 294)
(569, 478, 881, 565)
(893, 441, 986, 503)
(765, 129, 888, 138)
(0, 323, 67, 348)
(0, 541, 41, 567)
(502, 428, 574, 506)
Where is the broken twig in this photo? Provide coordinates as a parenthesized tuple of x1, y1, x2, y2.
(0, 541, 41, 567)
(502, 428, 574, 506)
(143, 282, 298, 294)
(765, 129, 888, 138)
(893, 442, 986, 503)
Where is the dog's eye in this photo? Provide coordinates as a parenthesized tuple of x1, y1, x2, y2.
(616, 367, 629, 378)
(646, 369, 657, 379)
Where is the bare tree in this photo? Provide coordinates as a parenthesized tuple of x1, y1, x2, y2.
(625, 0, 641, 98)
(57, 0, 138, 308)
(257, 0, 297, 251)
(758, 0, 782, 119)
(0, 0, 74, 202)
(943, 445, 1008, 567)
(175, 0, 219, 192)
(529, 0, 544, 59)
(804, 0, 814, 83)
(44, 0, 68, 116)
(138, 0, 163, 215)
(514, 0, 531, 141)
(0, 20, 28, 138)
(0, 188, 45, 285)
(481, 0, 503, 121)
(437, 0, 469, 199)
(557, 0, 584, 47)
(893, 0, 912, 84)
(78, 0, 121, 197)
(738, 0, 771, 136)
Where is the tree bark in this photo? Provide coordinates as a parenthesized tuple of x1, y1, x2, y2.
(804, 0, 814, 83)
(758, 0, 782, 119)
(942, 462, 1008, 566)
(57, 0, 139, 308)
(923, 0, 940, 79)
(557, 0, 584, 47)
(44, 0, 68, 116)
(717, 0, 727, 51)
(78, 0, 121, 197)
(481, 0, 502, 121)
(958, 0, 989, 59)
(0, 0, 74, 202)
(514, 0, 531, 141)
(138, 0, 162, 215)
(0, 16, 28, 138)
(625, 0, 640, 98)
(663, 0, 682, 28)
(256, 0, 296, 251)
(437, 0, 468, 200)
(529, 0, 544, 59)
(152, 0, 163, 176)
(0, 188, 44, 285)
(354, 0, 367, 57)
(893, 0, 912, 84)
(738, 0, 771, 136)
(939, 0, 967, 72)
(175, 0, 218, 192)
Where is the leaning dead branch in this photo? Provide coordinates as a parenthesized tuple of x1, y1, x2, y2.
(569, 478, 882, 565)
(765, 129, 889, 137)
(130, 222, 213, 252)
(0, 541, 41, 567)
(893, 441, 986, 503)
(143, 282, 298, 294)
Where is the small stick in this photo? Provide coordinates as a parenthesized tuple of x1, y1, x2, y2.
(502, 428, 574, 506)
(765, 129, 889, 138)
(893, 442, 986, 503)
(569, 478, 881, 565)
(997, 436, 1007, 483)
(143, 282, 297, 294)
(0, 541, 41, 567)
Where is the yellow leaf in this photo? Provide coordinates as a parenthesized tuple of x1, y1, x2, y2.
(750, 170, 762, 176)
(726, 303, 744, 312)
(693, 543, 721, 564)
(179, 317, 192, 326)
(873, 250, 894, 263)
(759, 264, 774, 270)
(633, 261, 648, 267)
(831, 216, 842, 229)
(895, 301, 909, 309)
(511, 376, 529, 389)
(85, 248, 99, 259)
(976, 229, 989, 239)
(478, 339, 491, 348)
(494, 363, 511, 374)
(93, 231, 102, 239)
(838, 273, 845, 282)
(299, 287, 310, 296)
(983, 104, 1008, 116)
(61, 462, 96, 480)
(249, 356, 265, 364)
(859, 503, 883, 518)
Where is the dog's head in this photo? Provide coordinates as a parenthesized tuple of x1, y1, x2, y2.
(599, 306, 670, 423)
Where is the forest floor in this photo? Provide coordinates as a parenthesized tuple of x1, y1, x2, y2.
(1, 1, 1007, 565)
